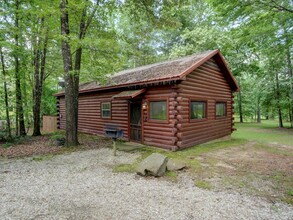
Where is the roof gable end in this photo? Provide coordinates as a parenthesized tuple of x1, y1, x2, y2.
(177, 49, 239, 92)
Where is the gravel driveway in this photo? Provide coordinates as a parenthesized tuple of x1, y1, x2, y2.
(1, 148, 292, 220)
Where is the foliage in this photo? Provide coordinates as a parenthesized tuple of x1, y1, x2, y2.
(49, 132, 65, 141)
(1, 135, 32, 149)
(0, 0, 292, 139)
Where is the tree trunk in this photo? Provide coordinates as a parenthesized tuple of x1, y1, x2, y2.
(60, 0, 96, 146)
(275, 72, 283, 128)
(257, 95, 261, 123)
(32, 37, 41, 136)
(14, 0, 26, 136)
(265, 108, 269, 120)
(15, 106, 19, 136)
(286, 41, 293, 128)
(0, 47, 11, 138)
(60, 0, 78, 146)
(32, 18, 48, 136)
(237, 78, 243, 123)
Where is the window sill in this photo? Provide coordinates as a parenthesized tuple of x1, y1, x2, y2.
(216, 116, 227, 119)
(148, 119, 169, 124)
(189, 118, 208, 123)
(101, 117, 111, 119)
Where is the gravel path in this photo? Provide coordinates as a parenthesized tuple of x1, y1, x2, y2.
(0, 148, 292, 220)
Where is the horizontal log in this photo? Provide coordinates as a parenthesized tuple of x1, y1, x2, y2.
(188, 68, 228, 85)
(182, 132, 231, 147)
(198, 64, 227, 77)
(180, 85, 230, 97)
(179, 76, 231, 90)
(144, 123, 173, 128)
(145, 93, 175, 99)
(179, 88, 231, 99)
(143, 141, 173, 150)
(179, 132, 229, 148)
(183, 128, 231, 141)
(143, 130, 172, 137)
(144, 137, 175, 146)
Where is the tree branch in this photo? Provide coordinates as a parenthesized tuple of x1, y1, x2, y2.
(257, 0, 293, 13)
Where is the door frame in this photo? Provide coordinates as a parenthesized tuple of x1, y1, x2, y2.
(128, 100, 143, 143)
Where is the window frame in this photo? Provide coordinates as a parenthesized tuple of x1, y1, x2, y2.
(101, 101, 111, 119)
(189, 100, 207, 121)
(148, 99, 169, 123)
(215, 102, 227, 118)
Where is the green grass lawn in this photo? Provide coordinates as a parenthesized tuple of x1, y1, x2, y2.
(233, 120, 293, 146)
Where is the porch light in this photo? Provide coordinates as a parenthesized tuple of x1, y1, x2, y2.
(142, 101, 148, 110)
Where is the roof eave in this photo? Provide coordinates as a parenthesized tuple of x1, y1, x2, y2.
(54, 76, 183, 97)
(216, 52, 240, 92)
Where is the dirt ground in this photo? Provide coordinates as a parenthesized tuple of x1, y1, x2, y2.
(0, 134, 111, 158)
(194, 141, 293, 204)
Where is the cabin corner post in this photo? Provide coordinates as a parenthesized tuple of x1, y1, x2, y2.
(231, 92, 236, 132)
(56, 97, 60, 129)
(141, 98, 147, 144)
(169, 87, 181, 151)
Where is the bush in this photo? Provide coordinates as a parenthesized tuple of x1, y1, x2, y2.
(0, 130, 6, 141)
(50, 132, 65, 146)
(1, 135, 30, 149)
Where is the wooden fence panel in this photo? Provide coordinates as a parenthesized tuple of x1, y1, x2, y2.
(43, 116, 58, 132)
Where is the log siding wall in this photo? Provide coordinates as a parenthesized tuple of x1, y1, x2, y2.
(176, 58, 233, 149)
(57, 91, 129, 140)
(142, 86, 178, 150)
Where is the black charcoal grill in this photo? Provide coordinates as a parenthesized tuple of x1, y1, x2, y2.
(104, 125, 123, 156)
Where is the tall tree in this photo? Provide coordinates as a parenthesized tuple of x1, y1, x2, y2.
(0, 47, 11, 138)
(60, 0, 97, 146)
(14, 0, 26, 136)
(32, 17, 49, 136)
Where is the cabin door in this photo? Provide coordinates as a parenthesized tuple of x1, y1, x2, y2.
(130, 102, 142, 142)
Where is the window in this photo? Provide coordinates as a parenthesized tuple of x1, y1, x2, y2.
(150, 101, 167, 120)
(101, 102, 111, 118)
(190, 101, 206, 119)
(216, 102, 226, 117)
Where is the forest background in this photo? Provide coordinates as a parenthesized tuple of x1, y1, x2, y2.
(0, 0, 292, 143)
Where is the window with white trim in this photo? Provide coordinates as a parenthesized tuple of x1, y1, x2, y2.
(101, 102, 111, 118)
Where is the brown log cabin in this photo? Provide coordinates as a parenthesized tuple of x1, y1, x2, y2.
(55, 49, 239, 150)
